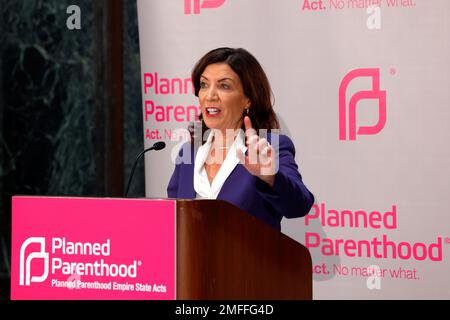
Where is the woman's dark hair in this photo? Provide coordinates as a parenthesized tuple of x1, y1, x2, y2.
(189, 47, 279, 143)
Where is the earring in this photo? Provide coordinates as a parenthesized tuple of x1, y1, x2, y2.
(245, 108, 249, 115)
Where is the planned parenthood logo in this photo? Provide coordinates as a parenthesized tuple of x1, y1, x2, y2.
(20, 237, 49, 286)
(18, 236, 139, 287)
(184, 0, 225, 14)
(339, 68, 387, 141)
(11, 197, 176, 300)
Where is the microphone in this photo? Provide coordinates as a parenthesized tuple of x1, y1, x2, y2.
(125, 141, 166, 197)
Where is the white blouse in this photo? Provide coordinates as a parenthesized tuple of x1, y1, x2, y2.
(194, 130, 247, 199)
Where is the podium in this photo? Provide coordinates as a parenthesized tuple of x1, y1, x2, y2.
(11, 196, 312, 300)
(177, 199, 312, 299)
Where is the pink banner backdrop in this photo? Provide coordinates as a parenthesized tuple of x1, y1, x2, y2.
(137, 0, 450, 299)
(11, 197, 176, 300)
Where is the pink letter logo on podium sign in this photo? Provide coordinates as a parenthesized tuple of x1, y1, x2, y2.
(19, 237, 49, 286)
(339, 68, 387, 140)
(184, 0, 225, 14)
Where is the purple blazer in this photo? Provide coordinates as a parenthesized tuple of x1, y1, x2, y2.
(167, 134, 314, 230)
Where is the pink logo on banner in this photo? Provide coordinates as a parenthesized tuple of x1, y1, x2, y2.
(184, 0, 225, 14)
(339, 68, 387, 140)
(11, 196, 176, 300)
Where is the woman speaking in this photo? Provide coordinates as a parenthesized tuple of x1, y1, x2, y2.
(167, 47, 314, 230)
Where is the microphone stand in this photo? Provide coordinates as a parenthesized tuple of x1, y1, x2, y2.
(124, 141, 166, 197)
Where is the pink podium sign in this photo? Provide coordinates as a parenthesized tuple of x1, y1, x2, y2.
(11, 196, 176, 300)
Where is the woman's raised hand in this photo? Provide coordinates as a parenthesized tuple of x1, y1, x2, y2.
(237, 116, 276, 187)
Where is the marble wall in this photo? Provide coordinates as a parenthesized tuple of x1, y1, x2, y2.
(0, 0, 143, 298)
(124, 0, 145, 198)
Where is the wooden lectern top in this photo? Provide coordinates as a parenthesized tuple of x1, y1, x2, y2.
(176, 199, 312, 300)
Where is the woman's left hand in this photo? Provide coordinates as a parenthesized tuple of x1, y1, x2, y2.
(237, 116, 277, 187)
